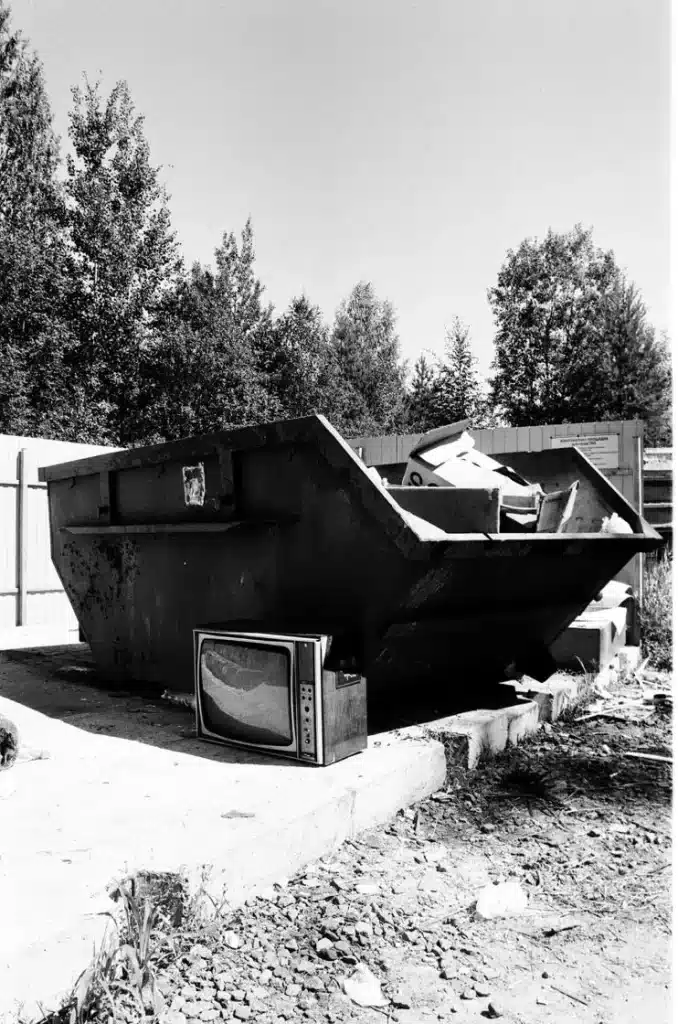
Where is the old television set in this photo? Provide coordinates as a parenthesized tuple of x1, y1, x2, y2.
(194, 628, 368, 766)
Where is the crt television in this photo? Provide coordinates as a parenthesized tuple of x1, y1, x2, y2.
(194, 629, 368, 766)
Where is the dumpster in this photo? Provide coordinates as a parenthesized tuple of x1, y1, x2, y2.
(40, 415, 662, 696)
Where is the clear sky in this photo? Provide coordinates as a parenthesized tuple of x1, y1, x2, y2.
(11, 0, 671, 375)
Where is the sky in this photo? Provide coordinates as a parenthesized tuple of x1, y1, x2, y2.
(10, 0, 671, 376)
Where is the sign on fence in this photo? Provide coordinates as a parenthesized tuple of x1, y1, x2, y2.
(550, 433, 620, 470)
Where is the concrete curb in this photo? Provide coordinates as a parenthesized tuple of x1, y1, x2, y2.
(394, 646, 643, 770)
(503, 645, 643, 724)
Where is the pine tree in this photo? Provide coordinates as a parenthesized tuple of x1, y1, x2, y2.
(265, 296, 336, 418)
(330, 282, 407, 434)
(432, 318, 484, 425)
(405, 354, 438, 433)
(64, 78, 181, 444)
(0, 1, 71, 436)
(143, 220, 277, 440)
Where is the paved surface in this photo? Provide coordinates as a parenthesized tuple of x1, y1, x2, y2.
(1, 638, 632, 1021)
(0, 651, 447, 1022)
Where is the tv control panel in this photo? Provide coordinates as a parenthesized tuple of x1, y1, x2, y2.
(299, 681, 317, 758)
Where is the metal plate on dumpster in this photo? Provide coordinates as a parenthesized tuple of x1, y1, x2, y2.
(183, 463, 206, 506)
(550, 434, 619, 470)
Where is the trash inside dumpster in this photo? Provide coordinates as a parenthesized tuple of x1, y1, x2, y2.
(40, 415, 662, 699)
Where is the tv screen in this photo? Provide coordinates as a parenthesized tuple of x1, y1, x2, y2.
(199, 639, 293, 746)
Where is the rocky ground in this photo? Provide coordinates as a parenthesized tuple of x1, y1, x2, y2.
(65, 673, 672, 1024)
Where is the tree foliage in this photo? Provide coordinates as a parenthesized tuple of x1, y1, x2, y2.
(329, 282, 407, 435)
(403, 320, 485, 433)
(64, 78, 181, 444)
(0, 1, 670, 450)
(489, 225, 671, 442)
(0, 1, 70, 436)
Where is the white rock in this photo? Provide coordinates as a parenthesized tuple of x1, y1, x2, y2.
(223, 930, 242, 949)
(475, 880, 528, 920)
(342, 964, 388, 1007)
(356, 882, 379, 895)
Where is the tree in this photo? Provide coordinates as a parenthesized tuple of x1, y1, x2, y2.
(488, 225, 671, 440)
(404, 321, 485, 433)
(265, 296, 336, 418)
(432, 318, 485, 425)
(141, 220, 278, 441)
(330, 282, 407, 434)
(0, 1, 72, 436)
(405, 354, 438, 433)
(64, 78, 181, 444)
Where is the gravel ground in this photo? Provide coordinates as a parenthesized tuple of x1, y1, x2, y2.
(54, 670, 669, 1024)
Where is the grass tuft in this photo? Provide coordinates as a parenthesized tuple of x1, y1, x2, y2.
(642, 552, 673, 671)
(37, 882, 171, 1024)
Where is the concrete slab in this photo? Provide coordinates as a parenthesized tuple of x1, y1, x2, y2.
(0, 625, 81, 651)
(549, 606, 628, 671)
(501, 646, 643, 722)
(0, 670, 446, 1023)
(398, 699, 541, 770)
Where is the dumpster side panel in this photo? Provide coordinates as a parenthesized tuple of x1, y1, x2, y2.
(45, 425, 430, 691)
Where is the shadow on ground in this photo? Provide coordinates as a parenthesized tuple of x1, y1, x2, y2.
(1, 643, 518, 759)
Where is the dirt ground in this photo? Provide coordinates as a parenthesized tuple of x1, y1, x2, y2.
(6, 646, 671, 1024)
(57, 675, 669, 1024)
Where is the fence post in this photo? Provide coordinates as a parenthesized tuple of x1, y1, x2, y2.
(18, 447, 28, 626)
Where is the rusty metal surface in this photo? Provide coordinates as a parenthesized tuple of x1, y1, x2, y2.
(40, 415, 662, 694)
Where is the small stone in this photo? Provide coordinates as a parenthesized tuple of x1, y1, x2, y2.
(246, 987, 268, 1003)
(200, 1011, 220, 1022)
(487, 1001, 504, 1018)
(355, 921, 373, 936)
(304, 976, 326, 992)
(285, 984, 302, 998)
(542, 971, 549, 979)
(223, 931, 242, 950)
(481, 823, 496, 833)
(475, 985, 491, 997)
(190, 945, 213, 961)
(160, 1013, 188, 1024)
(183, 1005, 201, 1019)
(233, 1008, 251, 1021)
(460, 988, 475, 1000)
(391, 987, 412, 1009)
(230, 990, 245, 1002)
(334, 941, 352, 957)
(316, 938, 333, 954)
(536, 996, 548, 1005)
(298, 997, 316, 1011)
(356, 883, 379, 895)
(441, 968, 455, 981)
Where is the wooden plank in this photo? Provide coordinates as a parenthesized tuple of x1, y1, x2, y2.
(516, 426, 531, 451)
(491, 428, 508, 453)
(18, 448, 27, 626)
(528, 425, 543, 451)
(381, 435, 398, 464)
